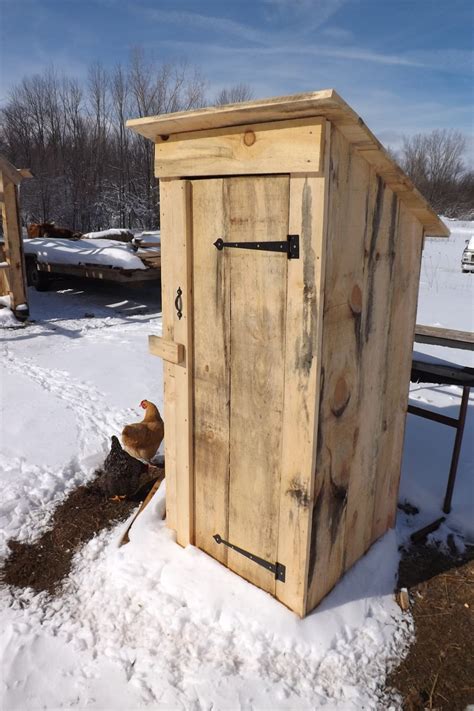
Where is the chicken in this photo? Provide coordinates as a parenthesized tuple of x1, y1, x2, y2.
(99, 435, 150, 499)
(121, 399, 164, 462)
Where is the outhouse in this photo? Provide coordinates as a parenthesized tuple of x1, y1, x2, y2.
(127, 90, 449, 617)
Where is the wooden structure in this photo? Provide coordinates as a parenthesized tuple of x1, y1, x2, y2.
(0, 155, 32, 319)
(25, 251, 161, 290)
(410, 326, 473, 516)
(414, 324, 474, 352)
(128, 90, 449, 616)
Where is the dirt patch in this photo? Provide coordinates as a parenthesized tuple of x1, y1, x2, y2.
(388, 542, 474, 710)
(1, 472, 162, 595)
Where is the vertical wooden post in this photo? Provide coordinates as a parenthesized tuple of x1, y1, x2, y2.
(0, 156, 32, 317)
(159, 178, 194, 546)
(276, 136, 329, 615)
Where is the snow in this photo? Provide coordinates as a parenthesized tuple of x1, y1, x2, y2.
(0, 220, 473, 709)
(412, 349, 471, 368)
(24, 237, 148, 270)
(399, 218, 474, 543)
(0, 295, 21, 328)
(0, 308, 19, 328)
(82, 229, 133, 240)
(134, 231, 161, 245)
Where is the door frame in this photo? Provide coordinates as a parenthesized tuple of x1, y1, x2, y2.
(159, 137, 329, 613)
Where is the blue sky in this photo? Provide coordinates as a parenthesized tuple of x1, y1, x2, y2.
(1, 0, 473, 160)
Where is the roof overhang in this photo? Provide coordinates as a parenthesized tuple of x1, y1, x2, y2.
(127, 89, 449, 237)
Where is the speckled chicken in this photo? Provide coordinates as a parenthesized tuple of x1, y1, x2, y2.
(98, 435, 155, 499)
(121, 399, 164, 462)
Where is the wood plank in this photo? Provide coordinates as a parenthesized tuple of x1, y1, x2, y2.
(158, 178, 194, 545)
(414, 324, 474, 351)
(148, 335, 185, 364)
(192, 178, 231, 567)
(163, 362, 177, 532)
(307, 128, 368, 608)
(128, 89, 338, 138)
(371, 207, 423, 538)
(0, 155, 25, 186)
(155, 118, 323, 178)
(160, 178, 177, 532)
(343, 170, 400, 570)
(0, 177, 28, 310)
(275, 137, 329, 614)
(307, 127, 409, 608)
(226, 175, 288, 595)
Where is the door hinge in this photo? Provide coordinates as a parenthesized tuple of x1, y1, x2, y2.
(213, 235, 299, 260)
(213, 534, 286, 582)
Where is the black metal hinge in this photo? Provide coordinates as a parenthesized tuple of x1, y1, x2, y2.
(213, 235, 299, 260)
(213, 534, 286, 582)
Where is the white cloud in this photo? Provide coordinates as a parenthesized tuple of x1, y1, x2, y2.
(321, 26, 354, 41)
(156, 37, 455, 71)
(133, 6, 269, 46)
(262, 0, 349, 31)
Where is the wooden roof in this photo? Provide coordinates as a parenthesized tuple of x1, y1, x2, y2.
(127, 89, 449, 236)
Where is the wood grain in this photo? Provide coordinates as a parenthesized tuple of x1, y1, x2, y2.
(192, 178, 231, 566)
(371, 206, 423, 539)
(225, 175, 288, 594)
(128, 90, 447, 237)
(0, 176, 28, 309)
(306, 126, 424, 610)
(148, 335, 185, 364)
(159, 179, 194, 545)
(155, 118, 323, 177)
(275, 158, 329, 613)
(414, 324, 474, 351)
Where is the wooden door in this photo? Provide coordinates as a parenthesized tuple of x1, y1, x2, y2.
(193, 175, 289, 595)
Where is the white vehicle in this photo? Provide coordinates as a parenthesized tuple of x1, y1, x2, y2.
(461, 235, 474, 273)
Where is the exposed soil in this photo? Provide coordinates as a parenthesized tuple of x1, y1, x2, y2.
(1, 459, 163, 594)
(2, 466, 472, 710)
(388, 542, 474, 710)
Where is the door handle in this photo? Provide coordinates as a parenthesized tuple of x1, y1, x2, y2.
(175, 287, 183, 320)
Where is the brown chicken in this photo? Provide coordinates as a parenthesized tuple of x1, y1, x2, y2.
(121, 400, 164, 462)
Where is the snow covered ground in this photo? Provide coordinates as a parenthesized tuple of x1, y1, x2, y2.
(0, 220, 472, 709)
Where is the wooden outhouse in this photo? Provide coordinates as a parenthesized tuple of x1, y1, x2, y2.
(127, 90, 449, 616)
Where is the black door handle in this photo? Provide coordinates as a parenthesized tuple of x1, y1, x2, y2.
(175, 287, 183, 320)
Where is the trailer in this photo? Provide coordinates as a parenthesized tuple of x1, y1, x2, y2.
(24, 233, 161, 290)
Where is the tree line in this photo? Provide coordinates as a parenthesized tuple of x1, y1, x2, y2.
(395, 130, 473, 220)
(0, 52, 471, 231)
(0, 51, 253, 232)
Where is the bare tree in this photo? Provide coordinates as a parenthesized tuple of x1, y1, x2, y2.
(398, 129, 467, 214)
(214, 83, 254, 106)
(0, 51, 207, 231)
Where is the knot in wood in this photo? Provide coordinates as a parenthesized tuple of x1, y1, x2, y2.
(331, 376, 351, 417)
(349, 284, 362, 315)
(243, 130, 256, 147)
